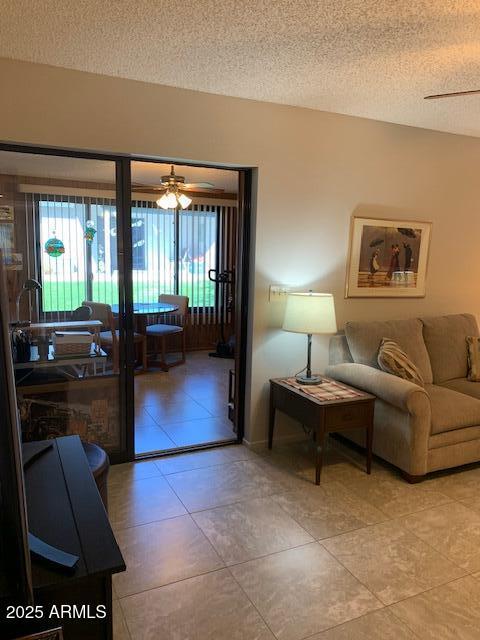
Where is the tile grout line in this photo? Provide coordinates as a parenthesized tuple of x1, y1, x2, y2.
(116, 566, 228, 603)
(385, 573, 477, 625)
(386, 598, 430, 639)
(225, 564, 279, 639)
(392, 499, 479, 576)
(114, 518, 228, 601)
(187, 490, 302, 518)
(116, 597, 134, 640)
(318, 541, 385, 608)
(293, 607, 420, 640)
(332, 474, 457, 520)
(153, 453, 257, 476)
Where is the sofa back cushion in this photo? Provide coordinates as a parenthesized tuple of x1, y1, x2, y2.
(345, 318, 433, 383)
(422, 314, 479, 383)
(329, 333, 353, 365)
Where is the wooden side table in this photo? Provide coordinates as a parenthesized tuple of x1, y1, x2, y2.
(269, 377, 376, 485)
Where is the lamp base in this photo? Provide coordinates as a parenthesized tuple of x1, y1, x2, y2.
(295, 374, 322, 385)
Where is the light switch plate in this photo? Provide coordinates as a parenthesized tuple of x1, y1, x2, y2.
(269, 284, 291, 301)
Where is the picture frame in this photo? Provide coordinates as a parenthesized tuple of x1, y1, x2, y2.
(4, 251, 23, 271)
(345, 216, 432, 298)
(0, 204, 14, 222)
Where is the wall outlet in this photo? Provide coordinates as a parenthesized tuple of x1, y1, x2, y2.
(269, 284, 291, 301)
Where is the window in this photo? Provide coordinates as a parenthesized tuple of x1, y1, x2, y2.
(36, 196, 221, 314)
(38, 197, 119, 313)
(178, 208, 217, 308)
(39, 199, 89, 312)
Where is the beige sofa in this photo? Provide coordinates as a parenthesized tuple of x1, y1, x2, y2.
(325, 314, 480, 481)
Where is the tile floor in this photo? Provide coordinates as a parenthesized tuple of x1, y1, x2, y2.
(110, 437, 480, 639)
(135, 350, 235, 454)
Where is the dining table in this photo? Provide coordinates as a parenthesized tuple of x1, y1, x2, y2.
(110, 301, 179, 333)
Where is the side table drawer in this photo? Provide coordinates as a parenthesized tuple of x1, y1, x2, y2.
(325, 403, 369, 431)
(272, 386, 322, 425)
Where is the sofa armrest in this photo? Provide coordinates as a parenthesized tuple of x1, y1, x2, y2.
(325, 362, 429, 415)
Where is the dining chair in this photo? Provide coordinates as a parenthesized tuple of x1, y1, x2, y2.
(71, 305, 92, 321)
(82, 301, 148, 373)
(146, 294, 189, 370)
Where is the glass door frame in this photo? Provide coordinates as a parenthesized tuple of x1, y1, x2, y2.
(129, 157, 253, 455)
(0, 142, 135, 463)
(1, 142, 254, 461)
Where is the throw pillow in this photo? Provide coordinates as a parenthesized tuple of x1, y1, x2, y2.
(377, 338, 424, 386)
(466, 336, 480, 382)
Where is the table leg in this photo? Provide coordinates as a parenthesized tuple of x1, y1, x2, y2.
(315, 431, 326, 485)
(268, 391, 275, 450)
(366, 422, 373, 474)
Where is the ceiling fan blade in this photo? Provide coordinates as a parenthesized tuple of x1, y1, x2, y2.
(180, 185, 225, 193)
(424, 89, 480, 100)
(183, 181, 216, 189)
(131, 185, 166, 192)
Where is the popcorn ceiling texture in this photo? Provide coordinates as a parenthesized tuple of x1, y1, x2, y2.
(1, 0, 480, 136)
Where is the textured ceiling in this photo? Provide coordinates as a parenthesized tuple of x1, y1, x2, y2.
(1, 1, 480, 137)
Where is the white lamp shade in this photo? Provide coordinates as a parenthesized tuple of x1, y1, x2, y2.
(178, 193, 192, 209)
(157, 191, 178, 209)
(282, 292, 337, 335)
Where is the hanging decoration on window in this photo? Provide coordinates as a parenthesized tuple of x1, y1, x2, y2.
(44, 233, 65, 258)
(84, 220, 96, 244)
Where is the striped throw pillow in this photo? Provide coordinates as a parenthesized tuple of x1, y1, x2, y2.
(467, 336, 480, 382)
(377, 338, 424, 387)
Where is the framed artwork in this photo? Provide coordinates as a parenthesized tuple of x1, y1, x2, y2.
(345, 216, 432, 298)
(4, 251, 23, 270)
(0, 204, 14, 222)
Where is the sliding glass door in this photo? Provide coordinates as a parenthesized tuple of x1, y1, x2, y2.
(0, 148, 131, 461)
(0, 146, 249, 461)
(130, 160, 240, 455)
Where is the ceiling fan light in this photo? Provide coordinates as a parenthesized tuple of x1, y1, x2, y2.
(157, 191, 178, 209)
(178, 193, 192, 209)
(157, 193, 171, 209)
(166, 192, 179, 208)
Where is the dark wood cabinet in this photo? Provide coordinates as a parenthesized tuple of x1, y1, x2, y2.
(1, 436, 125, 640)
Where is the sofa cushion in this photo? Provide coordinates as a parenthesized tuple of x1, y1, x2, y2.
(426, 383, 480, 434)
(421, 314, 479, 383)
(345, 318, 433, 384)
(441, 377, 480, 401)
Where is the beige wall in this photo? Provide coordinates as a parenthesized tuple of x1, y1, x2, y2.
(2, 58, 480, 444)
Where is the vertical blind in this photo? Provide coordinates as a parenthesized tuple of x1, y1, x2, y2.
(24, 192, 237, 326)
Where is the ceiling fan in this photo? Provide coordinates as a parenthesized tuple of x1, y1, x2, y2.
(424, 89, 480, 100)
(132, 165, 224, 210)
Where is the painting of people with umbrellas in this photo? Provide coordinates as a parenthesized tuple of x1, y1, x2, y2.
(346, 216, 432, 297)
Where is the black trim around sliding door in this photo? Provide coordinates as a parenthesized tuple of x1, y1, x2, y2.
(233, 169, 253, 443)
(114, 158, 135, 463)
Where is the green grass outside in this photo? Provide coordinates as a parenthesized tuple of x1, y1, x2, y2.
(41, 280, 216, 312)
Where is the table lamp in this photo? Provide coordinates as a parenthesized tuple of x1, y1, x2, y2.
(282, 292, 337, 385)
(16, 278, 42, 323)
